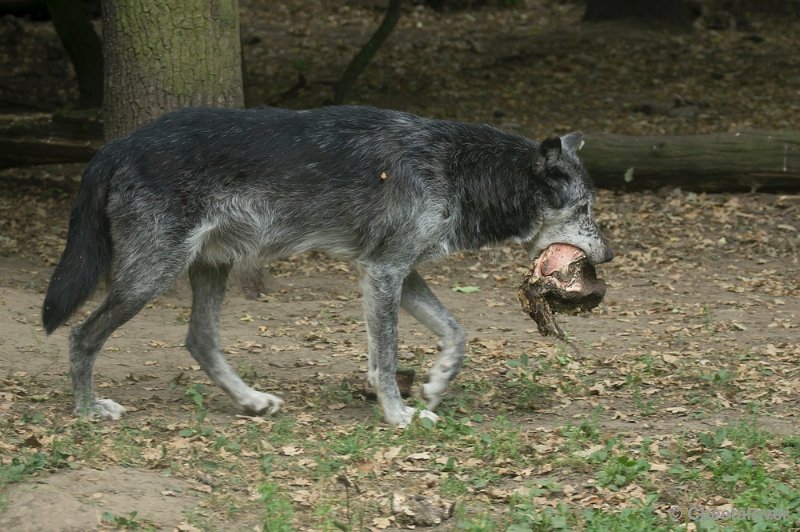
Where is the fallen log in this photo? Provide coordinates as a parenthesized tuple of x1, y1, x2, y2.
(581, 131, 800, 192)
(0, 112, 102, 169)
(2, 113, 799, 193)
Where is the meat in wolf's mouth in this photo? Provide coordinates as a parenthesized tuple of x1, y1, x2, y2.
(518, 243, 607, 340)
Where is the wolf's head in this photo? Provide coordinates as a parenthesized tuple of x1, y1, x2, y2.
(526, 133, 614, 265)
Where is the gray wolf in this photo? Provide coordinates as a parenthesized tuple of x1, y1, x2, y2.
(42, 105, 613, 426)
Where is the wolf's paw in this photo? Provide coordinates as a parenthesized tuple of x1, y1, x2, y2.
(422, 367, 458, 410)
(240, 390, 284, 416)
(386, 405, 440, 428)
(422, 381, 446, 411)
(75, 398, 126, 421)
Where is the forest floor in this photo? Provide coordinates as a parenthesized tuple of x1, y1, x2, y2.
(0, 1, 798, 531)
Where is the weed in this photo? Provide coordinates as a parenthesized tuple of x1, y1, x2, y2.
(725, 419, 770, 449)
(508, 499, 573, 530)
(101, 510, 155, 530)
(441, 475, 470, 497)
(474, 419, 525, 461)
(733, 479, 800, 530)
(468, 467, 501, 490)
(184, 383, 208, 425)
(265, 417, 297, 446)
(560, 417, 601, 452)
(453, 505, 497, 531)
(506, 353, 547, 409)
(258, 481, 294, 531)
(701, 448, 766, 494)
(700, 368, 735, 388)
(632, 388, 657, 416)
(582, 495, 671, 531)
(315, 423, 384, 477)
(317, 381, 355, 407)
(0, 452, 55, 487)
(701, 304, 713, 331)
(596, 454, 651, 489)
(783, 434, 800, 461)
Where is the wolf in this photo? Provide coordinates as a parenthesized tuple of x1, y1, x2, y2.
(42, 105, 613, 426)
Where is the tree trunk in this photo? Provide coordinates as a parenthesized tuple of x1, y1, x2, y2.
(334, 0, 403, 105)
(579, 131, 800, 192)
(46, 0, 103, 108)
(101, 0, 243, 141)
(101, 0, 267, 297)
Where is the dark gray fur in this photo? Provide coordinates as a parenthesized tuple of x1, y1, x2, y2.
(42, 105, 613, 425)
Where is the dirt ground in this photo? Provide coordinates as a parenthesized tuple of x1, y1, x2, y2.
(1, 1, 799, 530)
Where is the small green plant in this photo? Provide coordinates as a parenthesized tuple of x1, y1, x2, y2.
(453, 378, 492, 409)
(316, 423, 385, 477)
(474, 419, 525, 461)
(0, 452, 54, 487)
(212, 434, 242, 455)
(265, 417, 297, 446)
(291, 57, 308, 73)
(733, 479, 800, 530)
(441, 475, 470, 497)
(698, 428, 728, 449)
(700, 448, 766, 494)
(726, 419, 769, 449)
(561, 417, 601, 452)
(506, 353, 546, 409)
(508, 499, 573, 530)
(783, 434, 800, 461)
(185, 382, 208, 424)
(700, 368, 735, 388)
(596, 454, 651, 489)
(317, 381, 355, 407)
(632, 388, 656, 416)
(701, 304, 713, 331)
(259, 481, 294, 532)
(470, 467, 501, 490)
(582, 495, 671, 531)
(101, 510, 153, 530)
(453, 505, 497, 531)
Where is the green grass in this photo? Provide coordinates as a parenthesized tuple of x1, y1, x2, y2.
(1, 356, 796, 530)
(258, 481, 294, 532)
(505, 353, 548, 409)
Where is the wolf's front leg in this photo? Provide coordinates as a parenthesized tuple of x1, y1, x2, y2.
(400, 270, 465, 410)
(361, 265, 439, 427)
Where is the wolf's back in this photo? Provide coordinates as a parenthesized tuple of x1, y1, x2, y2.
(42, 151, 114, 334)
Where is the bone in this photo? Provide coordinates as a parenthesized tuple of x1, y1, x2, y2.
(518, 244, 607, 340)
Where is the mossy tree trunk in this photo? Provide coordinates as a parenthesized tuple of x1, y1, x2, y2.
(101, 0, 267, 296)
(101, 0, 243, 141)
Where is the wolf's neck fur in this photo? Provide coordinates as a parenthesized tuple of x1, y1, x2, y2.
(443, 125, 541, 250)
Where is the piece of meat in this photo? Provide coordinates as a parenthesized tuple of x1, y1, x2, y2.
(518, 243, 607, 340)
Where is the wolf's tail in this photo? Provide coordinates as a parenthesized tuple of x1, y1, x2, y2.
(42, 152, 114, 334)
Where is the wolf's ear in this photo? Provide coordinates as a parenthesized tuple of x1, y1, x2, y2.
(537, 136, 563, 170)
(561, 132, 584, 153)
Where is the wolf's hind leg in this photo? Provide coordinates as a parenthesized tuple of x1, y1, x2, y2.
(186, 262, 283, 416)
(70, 259, 182, 420)
(400, 270, 466, 410)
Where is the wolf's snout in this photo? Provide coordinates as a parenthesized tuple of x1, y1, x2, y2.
(599, 246, 614, 264)
(585, 243, 614, 265)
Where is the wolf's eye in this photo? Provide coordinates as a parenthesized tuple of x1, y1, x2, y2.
(577, 203, 590, 215)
